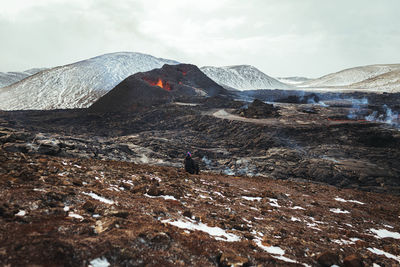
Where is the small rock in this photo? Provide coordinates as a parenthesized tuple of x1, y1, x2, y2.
(82, 201, 96, 213)
(316, 251, 340, 267)
(219, 252, 249, 267)
(343, 254, 363, 267)
(183, 210, 192, 218)
(147, 185, 162, 196)
(110, 210, 129, 218)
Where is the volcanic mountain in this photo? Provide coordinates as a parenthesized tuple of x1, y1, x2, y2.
(0, 52, 178, 110)
(200, 65, 292, 90)
(89, 64, 230, 113)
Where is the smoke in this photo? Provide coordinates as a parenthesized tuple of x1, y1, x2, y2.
(347, 97, 369, 119)
(202, 156, 212, 167)
(365, 105, 400, 127)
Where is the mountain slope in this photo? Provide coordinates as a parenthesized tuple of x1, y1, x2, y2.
(275, 76, 311, 85)
(0, 52, 179, 110)
(299, 64, 400, 88)
(349, 69, 400, 93)
(200, 65, 293, 91)
(0, 68, 47, 88)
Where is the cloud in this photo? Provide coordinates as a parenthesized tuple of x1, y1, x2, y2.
(0, 0, 399, 77)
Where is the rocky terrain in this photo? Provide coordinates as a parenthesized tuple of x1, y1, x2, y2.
(1, 63, 400, 265)
(1, 147, 400, 266)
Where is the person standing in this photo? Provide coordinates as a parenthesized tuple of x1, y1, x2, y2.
(184, 152, 199, 174)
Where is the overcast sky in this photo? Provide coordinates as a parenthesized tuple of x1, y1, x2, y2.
(1, 0, 399, 77)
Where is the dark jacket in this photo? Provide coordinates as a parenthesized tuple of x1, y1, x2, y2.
(184, 156, 199, 174)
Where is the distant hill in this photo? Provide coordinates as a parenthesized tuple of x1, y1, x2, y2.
(200, 65, 293, 90)
(299, 64, 400, 88)
(0, 68, 47, 88)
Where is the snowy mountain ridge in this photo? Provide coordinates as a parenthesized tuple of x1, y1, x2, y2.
(0, 52, 179, 110)
(275, 76, 312, 85)
(0, 68, 47, 88)
(299, 64, 400, 88)
(200, 65, 293, 91)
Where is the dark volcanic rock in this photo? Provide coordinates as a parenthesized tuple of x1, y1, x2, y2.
(89, 64, 230, 113)
(238, 99, 279, 118)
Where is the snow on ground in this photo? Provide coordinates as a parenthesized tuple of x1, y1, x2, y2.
(68, 212, 84, 220)
(82, 192, 114, 205)
(334, 197, 365, 205)
(367, 248, 400, 263)
(330, 208, 350, 214)
(89, 257, 110, 267)
(162, 218, 241, 242)
(370, 228, 400, 239)
(268, 198, 281, 208)
(15, 210, 26, 216)
(144, 194, 178, 201)
(241, 196, 262, 201)
(254, 238, 307, 265)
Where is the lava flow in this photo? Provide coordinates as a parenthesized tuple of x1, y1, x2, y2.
(144, 78, 171, 91)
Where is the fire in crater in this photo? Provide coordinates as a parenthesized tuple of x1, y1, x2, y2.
(143, 78, 171, 91)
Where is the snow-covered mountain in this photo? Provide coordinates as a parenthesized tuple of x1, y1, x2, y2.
(299, 64, 400, 88)
(0, 52, 179, 110)
(275, 76, 311, 85)
(349, 68, 400, 93)
(200, 65, 293, 91)
(0, 68, 47, 88)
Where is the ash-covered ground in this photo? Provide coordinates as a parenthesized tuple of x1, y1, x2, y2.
(1, 90, 400, 266)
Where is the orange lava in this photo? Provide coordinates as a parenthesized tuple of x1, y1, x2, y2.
(327, 118, 367, 123)
(144, 78, 171, 91)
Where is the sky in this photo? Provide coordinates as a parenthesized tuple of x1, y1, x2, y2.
(1, 0, 400, 77)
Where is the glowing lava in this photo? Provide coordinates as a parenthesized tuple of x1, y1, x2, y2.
(144, 78, 171, 91)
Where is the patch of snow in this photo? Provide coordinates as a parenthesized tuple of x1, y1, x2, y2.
(269, 198, 281, 208)
(89, 257, 110, 267)
(332, 239, 354, 245)
(330, 208, 350, 214)
(144, 194, 178, 201)
(334, 197, 365, 205)
(367, 247, 400, 263)
(68, 212, 83, 220)
(162, 219, 240, 242)
(16, 210, 26, 216)
(383, 224, 394, 229)
(254, 239, 303, 265)
(370, 228, 400, 239)
(33, 188, 46, 192)
(290, 206, 305, 210)
(122, 179, 134, 186)
(82, 192, 114, 205)
(242, 196, 262, 201)
(373, 264, 381, 267)
(306, 223, 322, 231)
(93, 214, 100, 218)
(214, 192, 225, 198)
(159, 195, 177, 201)
(291, 217, 301, 222)
(73, 164, 81, 168)
(63, 206, 70, 212)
